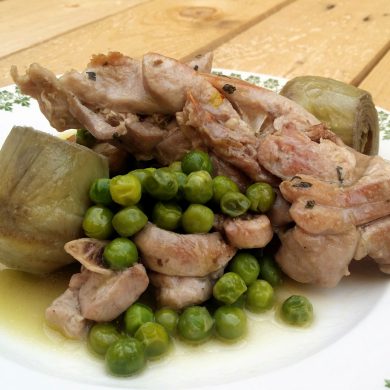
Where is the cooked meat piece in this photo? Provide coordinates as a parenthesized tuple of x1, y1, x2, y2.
(223, 215, 273, 249)
(79, 263, 149, 322)
(144, 53, 253, 131)
(69, 98, 168, 160)
(186, 52, 214, 73)
(181, 92, 277, 184)
(354, 216, 390, 274)
(67, 94, 128, 141)
(92, 142, 130, 174)
(133, 223, 236, 277)
(276, 153, 390, 282)
(149, 271, 219, 309)
(61, 52, 164, 114)
(11, 64, 81, 131)
(203, 73, 320, 134)
(289, 196, 390, 235)
(258, 123, 357, 184)
(305, 123, 343, 145)
(276, 226, 359, 287)
(48, 239, 149, 331)
(281, 174, 349, 205)
(45, 272, 91, 339)
(280, 154, 390, 235)
(345, 155, 390, 205)
(154, 127, 192, 165)
(267, 188, 293, 227)
(119, 114, 168, 160)
(281, 155, 390, 207)
(45, 289, 90, 339)
(142, 52, 198, 112)
(210, 154, 252, 191)
(64, 238, 111, 276)
(46, 263, 148, 334)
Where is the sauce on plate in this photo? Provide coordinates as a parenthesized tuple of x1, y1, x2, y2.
(0, 264, 76, 343)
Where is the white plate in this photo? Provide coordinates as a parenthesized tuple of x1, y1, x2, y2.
(0, 71, 390, 390)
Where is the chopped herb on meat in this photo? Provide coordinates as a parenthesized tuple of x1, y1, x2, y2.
(86, 71, 96, 81)
(222, 84, 236, 94)
(305, 200, 316, 209)
(292, 181, 312, 188)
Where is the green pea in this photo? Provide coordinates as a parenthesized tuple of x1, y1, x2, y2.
(173, 171, 187, 200)
(220, 192, 250, 217)
(88, 323, 120, 356)
(124, 303, 154, 335)
(89, 178, 112, 205)
(112, 206, 148, 237)
(152, 202, 182, 231)
(155, 308, 179, 335)
(135, 322, 170, 360)
(76, 128, 95, 147)
(82, 205, 113, 239)
(230, 293, 247, 309)
(229, 252, 260, 286)
(144, 168, 178, 201)
(280, 295, 313, 326)
(246, 182, 276, 213)
(178, 306, 214, 344)
(110, 174, 142, 206)
(246, 280, 274, 313)
(213, 272, 247, 305)
(181, 150, 213, 175)
(183, 171, 213, 204)
(105, 337, 145, 376)
(169, 161, 182, 172)
(212, 176, 239, 203)
(214, 306, 247, 341)
(130, 168, 155, 193)
(181, 204, 214, 234)
(103, 238, 138, 270)
(259, 254, 282, 286)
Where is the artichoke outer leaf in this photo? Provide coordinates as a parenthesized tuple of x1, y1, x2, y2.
(0, 126, 109, 274)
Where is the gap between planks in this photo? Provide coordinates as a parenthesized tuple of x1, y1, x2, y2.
(180, 0, 297, 62)
(352, 44, 390, 87)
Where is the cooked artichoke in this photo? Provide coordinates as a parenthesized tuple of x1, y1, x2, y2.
(0, 126, 109, 274)
(280, 76, 379, 155)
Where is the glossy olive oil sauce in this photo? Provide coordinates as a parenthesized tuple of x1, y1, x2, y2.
(0, 259, 384, 387)
(0, 264, 78, 344)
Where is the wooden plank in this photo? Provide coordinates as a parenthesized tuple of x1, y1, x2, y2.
(0, 0, 149, 58)
(359, 51, 390, 110)
(0, 0, 294, 87)
(213, 0, 390, 87)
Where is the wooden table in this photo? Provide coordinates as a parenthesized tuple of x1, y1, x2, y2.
(0, 0, 389, 110)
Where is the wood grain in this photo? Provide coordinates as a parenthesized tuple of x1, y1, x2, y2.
(0, 0, 148, 58)
(359, 50, 390, 110)
(0, 0, 294, 86)
(213, 0, 390, 88)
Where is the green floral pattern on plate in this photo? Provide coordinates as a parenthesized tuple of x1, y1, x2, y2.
(1, 71, 389, 140)
(0, 87, 30, 111)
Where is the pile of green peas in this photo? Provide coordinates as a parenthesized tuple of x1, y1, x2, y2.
(82, 150, 277, 270)
(81, 150, 313, 376)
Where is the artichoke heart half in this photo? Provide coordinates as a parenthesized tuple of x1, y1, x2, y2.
(280, 76, 379, 155)
(0, 126, 109, 274)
